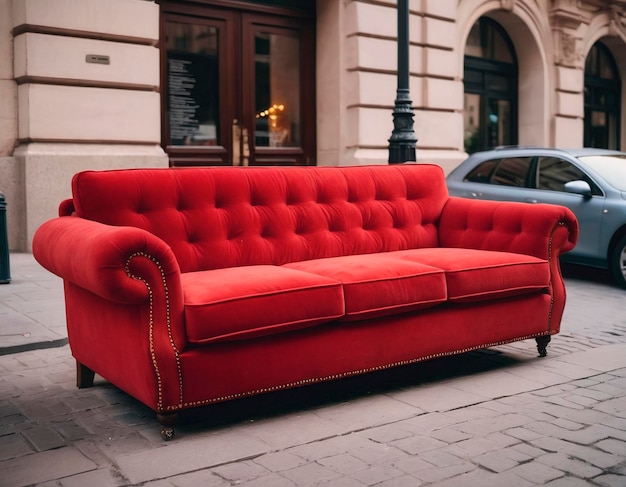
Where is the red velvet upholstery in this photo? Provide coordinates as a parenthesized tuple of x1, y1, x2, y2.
(32, 164, 579, 425)
(69, 165, 447, 272)
(284, 254, 446, 320)
(390, 248, 550, 303)
(182, 266, 344, 344)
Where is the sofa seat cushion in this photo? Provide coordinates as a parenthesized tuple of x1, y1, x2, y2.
(390, 248, 549, 303)
(284, 254, 447, 320)
(181, 266, 345, 344)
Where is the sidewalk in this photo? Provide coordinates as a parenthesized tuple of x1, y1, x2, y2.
(0, 253, 67, 355)
(1, 253, 625, 486)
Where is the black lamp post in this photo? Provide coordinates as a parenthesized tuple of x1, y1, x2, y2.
(388, 0, 417, 164)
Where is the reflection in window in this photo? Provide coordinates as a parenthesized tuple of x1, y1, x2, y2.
(255, 32, 301, 147)
(491, 157, 531, 187)
(464, 159, 498, 183)
(538, 157, 602, 195)
(165, 22, 219, 146)
(584, 42, 621, 149)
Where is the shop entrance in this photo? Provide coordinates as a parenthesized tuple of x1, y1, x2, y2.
(160, 2, 316, 166)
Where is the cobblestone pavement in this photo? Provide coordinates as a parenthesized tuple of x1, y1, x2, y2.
(1, 256, 625, 486)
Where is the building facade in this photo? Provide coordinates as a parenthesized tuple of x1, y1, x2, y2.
(1, 0, 625, 251)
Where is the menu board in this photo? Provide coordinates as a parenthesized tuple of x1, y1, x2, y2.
(167, 52, 218, 145)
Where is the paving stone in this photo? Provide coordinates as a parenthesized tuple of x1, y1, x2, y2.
(446, 432, 518, 457)
(595, 438, 626, 457)
(253, 451, 308, 472)
(454, 412, 530, 436)
(401, 412, 458, 432)
(280, 461, 342, 486)
(350, 441, 409, 465)
(594, 397, 626, 418)
(143, 480, 176, 487)
(531, 436, 623, 470)
(413, 462, 476, 483)
(593, 474, 626, 487)
(237, 474, 298, 487)
(424, 468, 534, 487)
(473, 448, 530, 473)
(428, 427, 472, 444)
(563, 408, 615, 426)
(0, 432, 34, 461)
(241, 412, 344, 450)
(35, 468, 122, 487)
(389, 455, 432, 475)
(564, 393, 600, 407)
(391, 434, 447, 455)
(168, 469, 231, 487)
(114, 432, 270, 484)
(317, 453, 369, 475)
(600, 416, 626, 432)
(509, 461, 566, 484)
(552, 417, 585, 431)
(505, 426, 544, 442)
(535, 452, 603, 479)
(211, 460, 270, 482)
(543, 477, 600, 487)
(418, 449, 466, 468)
(373, 475, 421, 487)
(361, 423, 414, 444)
(349, 464, 405, 486)
(22, 426, 66, 451)
(314, 394, 421, 431)
(287, 434, 366, 461)
(388, 383, 486, 412)
(2, 446, 97, 487)
(510, 442, 550, 458)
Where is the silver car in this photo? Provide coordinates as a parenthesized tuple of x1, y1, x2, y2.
(446, 147, 626, 288)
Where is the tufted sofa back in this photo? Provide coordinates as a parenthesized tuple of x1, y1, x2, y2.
(70, 165, 449, 273)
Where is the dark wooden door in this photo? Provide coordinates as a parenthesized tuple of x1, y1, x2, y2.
(160, 3, 315, 166)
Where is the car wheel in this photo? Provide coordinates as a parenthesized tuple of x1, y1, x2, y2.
(610, 234, 626, 288)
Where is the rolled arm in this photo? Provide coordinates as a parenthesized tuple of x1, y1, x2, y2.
(439, 197, 579, 260)
(33, 216, 182, 304)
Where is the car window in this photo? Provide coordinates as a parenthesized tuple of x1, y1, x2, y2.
(490, 157, 532, 187)
(537, 157, 602, 195)
(464, 160, 498, 183)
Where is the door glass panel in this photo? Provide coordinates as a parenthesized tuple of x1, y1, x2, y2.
(487, 99, 510, 148)
(254, 32, 301, 147)
(464, 93, 481, 153)
(165, 22, 220, 146)
(491, 157, 531, 187)
(538, 157, 586, 191)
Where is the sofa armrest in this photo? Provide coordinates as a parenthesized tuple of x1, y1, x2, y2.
(439, 197, 579, 260)
(33, 216, 183, 305)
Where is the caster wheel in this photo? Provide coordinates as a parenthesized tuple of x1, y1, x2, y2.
(161, 427, 175, 441)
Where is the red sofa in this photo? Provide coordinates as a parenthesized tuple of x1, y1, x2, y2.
(32, 164, 578, 440)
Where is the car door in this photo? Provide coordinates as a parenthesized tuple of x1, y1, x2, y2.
(528, 156, 605, 260)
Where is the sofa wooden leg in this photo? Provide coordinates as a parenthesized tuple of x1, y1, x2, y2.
(157, 412, 178, 441)
(536, 335, 551, 357)
(76, 361, 95, 388)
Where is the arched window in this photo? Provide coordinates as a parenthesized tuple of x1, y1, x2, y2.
(584, 42, 621, 149)
(463, 18, 518, 153)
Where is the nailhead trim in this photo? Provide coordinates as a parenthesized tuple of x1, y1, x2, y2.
(164, 331, 554, 411)
(125, 252, 183, 410)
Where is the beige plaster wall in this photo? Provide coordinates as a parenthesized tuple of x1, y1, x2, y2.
(7, 0, 167, 252)
(318, 0, 466, 169)
(15, 144, 168, 251)
(0, 0, 17, 157)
